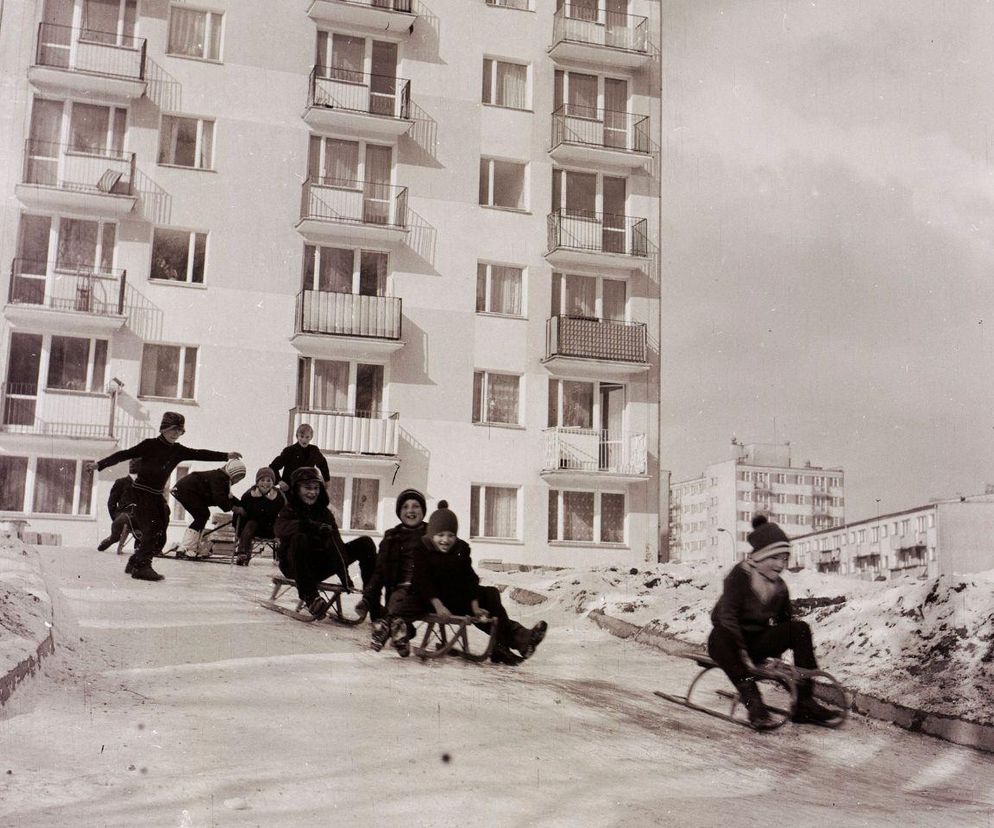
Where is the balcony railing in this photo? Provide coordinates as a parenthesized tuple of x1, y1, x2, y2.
(542, 427, 647, 475)
(309, 66, 411, 121)
(8, 258, 127, 316)
(287, 408, 399, 456)
(546, 315, 646, 363)
(486, 0, 530, 7)
(547, 209, 648, 258)
(300, 176, 408, 230)
(551, 105, 650, 154)
(327, 0, 412, 11)
(21, 139, 135, 196)
(551, 5, 649, 54)
(1, 383, 151, 441)
(296, 289, 401, 340)
(33, 22, 147, 81)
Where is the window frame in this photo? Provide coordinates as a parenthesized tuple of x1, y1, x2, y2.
(296, 357, 387, 416)
(150, 226, 209, 285)
(139, 342, 199, 402)
(479, 156, 528, 211)
(472, 370, 522, 427)
(548, 488, 626, 545)
(166, 4, 224, 62)
(302, 243, 390, 296)
(475, 261, 525, 317)
(482, 56, 531, 110)
(0, 455, 95, 517)
(469, 484, 521, 541)
(326, 473, 382, 533)
(158, 113, 216, 170)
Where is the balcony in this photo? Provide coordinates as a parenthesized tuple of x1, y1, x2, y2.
(296, 176, 409, 246)
(548, 6, 651, 70)
(543, 315, 648, 379)
(304, 66, 413, 141)
(306, 0, 416, 40)
(541, 427, 648, 484)
(550, 105, 651, 170)
(486, 0, 530, 8)
(27, 22, 147, 103)
(287, 408, 399, 468)
(4, 259, 128, 336)
(16, 140, 137, 216)
(546, 209, 648, 271)
(291, 289, 403, 359)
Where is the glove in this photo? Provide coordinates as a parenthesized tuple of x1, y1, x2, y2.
(318, 523, 335, 537)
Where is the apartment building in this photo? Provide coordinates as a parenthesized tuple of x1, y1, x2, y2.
(0, 0, 662, 566)
(669, 441, 845, 564)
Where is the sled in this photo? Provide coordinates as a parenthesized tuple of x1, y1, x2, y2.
(654, 652, 848, 730)
(161, 516, 241, 565)
(258, 575, 368, 626)
(411, 613, 498, 663)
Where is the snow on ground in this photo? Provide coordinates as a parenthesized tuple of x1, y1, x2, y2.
(0, 538, 52, 682)
(493, 561, 994, 725)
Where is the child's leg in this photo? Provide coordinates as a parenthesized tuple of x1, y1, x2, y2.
(341, 536, 376, 588)
(284, 534, 332, 604)
(706, 626, 752, 685)
(475, 585, 530, 648)
(749, 620, 819, 671)
(236, 519, 258, 560)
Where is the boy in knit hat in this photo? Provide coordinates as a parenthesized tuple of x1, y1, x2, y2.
(708, 515, 836, 730)
(232, 467, 286, 565)
(170, 459, 247, 558)
(393, 500, 547, 663)
(363, 488, 427, 653)
(88, 412, 241, 581)
(273, 466, 376, 619)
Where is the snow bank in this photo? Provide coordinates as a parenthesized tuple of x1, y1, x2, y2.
(0, 536, 53, 697)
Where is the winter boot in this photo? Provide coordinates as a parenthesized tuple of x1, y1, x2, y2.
(97, 536, 114, 552)
(234, 550, 251, 566)
(370, 619, 391, 652)
(124, 554, 138, 575)
(736, 678, 778, 731)
(390, 617, 411, 658)
(173, 527, 201, 558)
(131, 563, 164, 582)
(490, 643, 523, 666)
(307, 596, 330, 620)
(792, 683, 838, 726)
(518, 621, 548, 660)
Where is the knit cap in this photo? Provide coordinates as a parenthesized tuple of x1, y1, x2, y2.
(159, 411, 185, 432)
(747, 515, 791, 562)
(223, 459, 246, 483)
(426, 500, 458, 536)
(395, 488, 427, 518)
(256, 467, 276, 484)
(290, 466, 322, 487)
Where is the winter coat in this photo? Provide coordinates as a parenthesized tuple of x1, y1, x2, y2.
(237, 486, 285, 536)
(710, 561, 793, 651)
(107, 475, 136, 519)
(363, 522, 426, 604)
(273, 481, 346, 564)
(97, 436, 229, 491)
(411, 537, 480, 613)
(172, 469, 238, 511)
(269, 443, 330, 486)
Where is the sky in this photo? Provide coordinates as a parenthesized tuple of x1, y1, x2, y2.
(658, 0, 994, 521)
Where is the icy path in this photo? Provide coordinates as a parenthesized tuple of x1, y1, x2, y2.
(1, 547, 993, 827)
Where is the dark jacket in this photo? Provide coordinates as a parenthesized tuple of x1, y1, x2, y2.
(269, 443, 330, 485)
(364, 522, 426, 604)
(273, 481, 346, 564)
(710, 562, 793, 651)
(411, 537, 480, 612)
(107, 475, 135, 519)
(238, 486, 285, 535)
(97, 436, 228, 490)
(172, 469, 238, 511)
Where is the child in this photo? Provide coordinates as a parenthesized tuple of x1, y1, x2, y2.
(89, 412, 241, 581)
(96, 458, 139, 552)
(394, 500, 547, 663)
(232, 467, 285, 566)
(708, 515, 836, 730)
(273, 466, 375, 619)
(170, 459, 247, 558)
(269, 424, 330, 493)
(363, 488, 427, 653)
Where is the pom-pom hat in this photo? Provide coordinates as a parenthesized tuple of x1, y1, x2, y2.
(747, 515, 791, 562)
(395, 488, 427, 517)
(426, 500, 458, 536)
(223, 459, 246, 483)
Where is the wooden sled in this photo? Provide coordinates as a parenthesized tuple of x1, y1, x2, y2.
(161, 516, 241, 565)
(654, 652, 848, 730)
(411, 613, 498, 663)
(259, 575, 368, 626)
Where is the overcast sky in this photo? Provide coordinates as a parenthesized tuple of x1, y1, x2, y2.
(658, 0, 994, 520)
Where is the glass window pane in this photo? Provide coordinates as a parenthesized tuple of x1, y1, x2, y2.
(312, 360, 349, 411)
(100, 223, 116, 272)
(181, 347, 197, 399)
(140, 343, 179, 397)
(191, 233, 207, 283)
(548, 490, 558, 541)
(78, 460, 94, 515)
(84, 0, 119, 41)
(602, 279, 626, 321)
(495, 62, 527, 109)
(476, 263, 488, 312)
(470, 485, 480, 537)
(319, 247, 353, 293)
(58, 219, 99, 270)
(18, 214, 51, 266)
(350, 478, 378, 531)
(151, 228, 190, 281)
(47, 336, 90, 391)
(492, 161, 524, 209)
(482, 58, 493, 104)
(198, 120, 214, 169)
(208, 13, 223, 60)
(483, 486, 517, 538)
(355, 364, 383, 416)
(327, 477, 345, 525)
(331, 33, 364, 81)
(490, 266, 521, 315)
(359, 251, 386, 296)
(169, 7, 207, 57)
(486, 373, 518, 424)
(0, 456, 28, 511)
(562, 381, 593, 428)
(563, 490, 594, 541)
(478, 158, 490, 205)
(565, 171, 596, 214)
(70, 103, 110, 154)
(601, 493, 625, 542)
(324, 139, 359, 183)
(34, 457, 75, 514)
(472, 372, 483, 423)
(90, 340, 108, 392)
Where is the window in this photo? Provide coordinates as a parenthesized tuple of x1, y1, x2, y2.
(158, 115, 215, 169)
(151, 228, 207, 283)
(31, 457, 94, 515)
(482, 58, 529, 109)
(327, 476, 380, 531)
(297, 358, 383, 416)
(140, 343, 198, 400)
(479, 158, 526, 210)
(303, 245, 387, 295)
(476, 263, 523, 316)
(167, 6, 223, 61)
(69, 103, 126, 156)
(472, 371, 520, 425)
(470, 485, 519, 539)
(549, 490, 625, 543)
(551, 272, 625, 321)
(47, 336, 107, 392)
(82, 0, 138, 45)
(0, 456, 28, 511)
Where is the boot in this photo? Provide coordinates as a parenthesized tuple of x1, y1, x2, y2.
(124, 554, 137, 575)
(736, 678, 778, 731)
(370, 619, 391, 652)
(390, 618, 411, 658)
(518, 621, 548, 660)
(490, 644, 523, 666)
(234, 552, 250, 566)
(307, 596, 330, 620)
(131, 564, 164, 582)
(793, 684, 838, 726)
(97, 536, 114, 552)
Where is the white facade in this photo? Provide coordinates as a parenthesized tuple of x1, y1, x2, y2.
(0, 0, 662, 566)
(669, 442, 845, 565)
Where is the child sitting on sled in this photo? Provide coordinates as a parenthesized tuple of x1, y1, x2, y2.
(392, 500, 547, 663)
(170, 459, 247, 558)
(708, 515, 836, 730)
(232, 467, 285, 566)
(363, 488, 427, 654)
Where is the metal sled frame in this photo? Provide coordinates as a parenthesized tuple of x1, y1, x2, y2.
(411, 614, 498, 662)
(259, 575, 368, 626)
(160, 522, 239, 564)
(654, 652, 848, 730)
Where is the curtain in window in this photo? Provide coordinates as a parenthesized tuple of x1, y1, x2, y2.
(490, 266, 521, 315)
(562, 381, 593, 428)
(100, 223, 116, 272)
(472, 373, 484, 422)
(327, 477, 345, 525)
(169, 8, 207, 57)
(355, 364, 383, 416)
(140, 344, 179, 397)
(319, 247, 353, 293)
(492, 161, 524, 210)
(484, 486, 517, 538)
(602, 279, 626, 321)
(58, 219, 99, 270)
(547, 490, 559, 541)
(84, 0, 119, 43)
(568, 73, 598, 118)
(0, 456, 28, 511)
(564, 171, 596, 215)
(564, 274, 596, 318)
(568, 0, 599, 21)
(181, 347, 197, 398)
(70, 104, 109, 154)
(359, 252, 386, 296)
(197, 121, 213, 170)
(324, 139, 359, 185)
(497, 62, 527, 109)
(350, 478, 379, 530)
(312, 360, 349, 411)
(601, 493, 625, 542)
(563, 491, 594, 541)
(331, 34, 364, 82)
(47, 336, 90, 391)
(34, 457, 75, 514)
(475, 264, 488, 312)
(487, 374, 518, 424)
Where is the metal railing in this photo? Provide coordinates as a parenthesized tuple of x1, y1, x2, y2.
(542, 426, 647, 475)
(551, 5, 649, 54)
(1, 381, 152, 440)
(34, 21, 146, 81)
(545, 315, 646, 363)
(486, 0, 530, 8)
(551, 105, 650, 154)
(322, 0, 413, 11)
(8, 258, 127, 315)
(21, 139, 135, 196)
(287, 407, 399, 456)
(300, 176, 408, 230)
(309, 66, 411, 120)
(296, 289, 402, 340)
(547, 209, 648, 257)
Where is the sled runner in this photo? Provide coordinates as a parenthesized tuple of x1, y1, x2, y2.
(411, 613, 498, 662)
(259, 575, 368, 625)
(654, 652, 848, 730)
